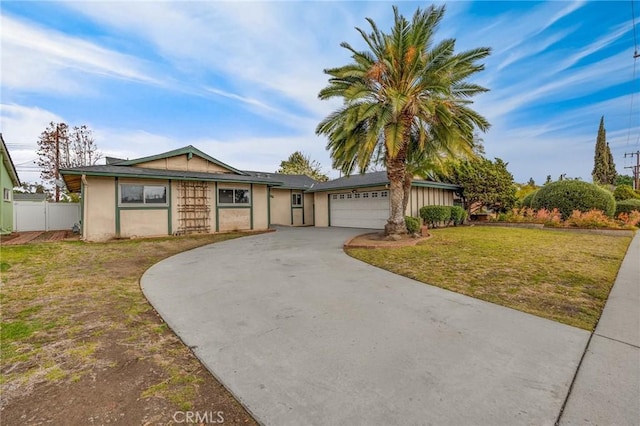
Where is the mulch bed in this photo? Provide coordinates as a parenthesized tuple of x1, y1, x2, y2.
(344, 231, 431, 249)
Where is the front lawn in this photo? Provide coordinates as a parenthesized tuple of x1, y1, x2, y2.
(347, 226, 633, 330)
(0, 234, 258, 425)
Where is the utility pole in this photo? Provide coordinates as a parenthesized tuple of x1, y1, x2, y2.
(624, 151, 640, 190)
(55, 124, 60, 202)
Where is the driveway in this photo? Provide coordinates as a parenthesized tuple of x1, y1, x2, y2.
(142, 227, 589, 425)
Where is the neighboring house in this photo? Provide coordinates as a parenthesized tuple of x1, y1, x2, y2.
(60, 145, 461, 241)
(0, 134, 21, 235)
(309, 171, 460, 228)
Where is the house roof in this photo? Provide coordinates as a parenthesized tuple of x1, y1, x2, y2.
(243, 171, 317, 190)
(116, 145, 247, 175)
(105, 156, 127, 165)
(59, 165, 285, 193)
(308, 171, 461, 192)
(14, 193, 47, 202)
(0, 134, 21, 187)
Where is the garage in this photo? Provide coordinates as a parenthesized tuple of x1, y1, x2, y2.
(329, 190, 389, 229)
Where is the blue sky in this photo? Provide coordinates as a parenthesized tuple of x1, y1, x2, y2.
(2, 1, 639, 185)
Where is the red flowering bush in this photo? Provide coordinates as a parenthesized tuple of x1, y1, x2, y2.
(565, 210, 619, 229)
(617, 211, 640, 227)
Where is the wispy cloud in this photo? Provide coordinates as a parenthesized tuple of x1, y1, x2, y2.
(0, 14, 161, 94)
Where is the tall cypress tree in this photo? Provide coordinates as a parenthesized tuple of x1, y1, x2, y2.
(606, 142, 617, 184)
(592, 116, 609, 184)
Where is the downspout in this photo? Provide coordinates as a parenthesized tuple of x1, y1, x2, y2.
(81, 174, 88, 239)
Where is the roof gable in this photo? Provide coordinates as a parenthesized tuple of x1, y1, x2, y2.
(0, 134, 21, 187)
(118, 145, 246, 175)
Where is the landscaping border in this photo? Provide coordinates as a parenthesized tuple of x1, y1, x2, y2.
(343, 232, 432, 249)
(471, 222, 635, 237)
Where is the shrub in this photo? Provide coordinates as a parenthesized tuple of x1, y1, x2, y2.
(534, 208, 562, 226)
(419, 205, 452, 228)
(613, 185, 640, 201)
(450, 206, 467, 225)
(503, 207, 561, 226)
(405, 216, 421, 234)
(615, 199, 640, 216)
(532, 180, 615, 219)
(565, 210, 619, 229)
(617, 211, 640, 227)
(520, 189, 539, 208)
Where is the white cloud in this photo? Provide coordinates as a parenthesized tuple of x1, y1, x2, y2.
(0, 104, 64, 183)
(0, 13, 161, 94)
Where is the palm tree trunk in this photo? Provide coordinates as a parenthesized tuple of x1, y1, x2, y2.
(402, 173, 412, 218)
(385, 152, 409, 236)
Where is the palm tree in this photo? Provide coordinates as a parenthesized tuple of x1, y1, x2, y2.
(316, 5, 491, 235)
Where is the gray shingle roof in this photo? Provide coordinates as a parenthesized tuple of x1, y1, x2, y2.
(60, 165, 281, 185)
(308, 171, 461, 192)
(243, 171, 317, 190)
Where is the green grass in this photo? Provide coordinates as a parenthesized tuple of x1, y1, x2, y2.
(0, 232, 249, 408)
(347, 226, 633, 330)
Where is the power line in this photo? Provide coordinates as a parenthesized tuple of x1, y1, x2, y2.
(624, 151, 640, 189)
(633, 0, 639, 58)
(626, 0, 640, 157)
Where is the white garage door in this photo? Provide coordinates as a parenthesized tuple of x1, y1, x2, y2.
(330, 190, 389, 229)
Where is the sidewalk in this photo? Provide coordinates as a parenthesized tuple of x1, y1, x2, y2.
(559, 232, 640, 424)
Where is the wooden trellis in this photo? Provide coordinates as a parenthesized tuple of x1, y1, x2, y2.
(177, 181, 210, 234)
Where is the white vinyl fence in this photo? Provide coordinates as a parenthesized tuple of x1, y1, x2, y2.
(13, 201, 80, 232)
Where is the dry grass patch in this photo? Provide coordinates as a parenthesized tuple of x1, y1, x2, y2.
(347, 226, 632, 330)
(1, 233, 259, 425)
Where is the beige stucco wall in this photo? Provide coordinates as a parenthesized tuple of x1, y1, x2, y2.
(218, 208, 250, 232)
(252, 184, 268, 230)
(83, 176, 116, 241)
(135, 155, 232, 173)
(120, 209, 168, 238)
(269, 188, 291, 225)
(313, 192, 329, 227)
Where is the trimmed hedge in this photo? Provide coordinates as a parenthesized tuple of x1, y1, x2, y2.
(532, 180, 616, 218)
(520, 189, 539, 208)
(420, 205, 451, 228)
(615, 199, 640, 216)
(450, 205, 467, 225)
(405, 216, 421, 234)
(613, 184, 640, 201)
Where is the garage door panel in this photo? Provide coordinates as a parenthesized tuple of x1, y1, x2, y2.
(330, 191, 389, 229)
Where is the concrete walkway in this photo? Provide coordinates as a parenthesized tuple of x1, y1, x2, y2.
(559, 232, 640, 425)
(142, 227, 600, 425)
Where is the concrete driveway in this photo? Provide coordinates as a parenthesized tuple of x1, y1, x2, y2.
(142, 227, 589, 425)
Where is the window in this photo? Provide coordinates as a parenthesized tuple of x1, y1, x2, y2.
(292, 193, 302, 207)
(381, 191, 388, 198)
(339, 194, 345, 199)
(372, 192, 378, 198)
(346, 193, 352, 199)
(120, 184, 167, 205)
(3, 188, 10, 202)
(363, 192, 369, 198)
(332, 194, 337, 200)
(218, 188, 250, 205)
(354, 193, 360, 199)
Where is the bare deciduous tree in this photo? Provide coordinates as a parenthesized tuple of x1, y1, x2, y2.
(37, 122, 101, 201)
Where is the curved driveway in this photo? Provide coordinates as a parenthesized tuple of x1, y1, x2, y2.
(142, 227, 589, 426)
